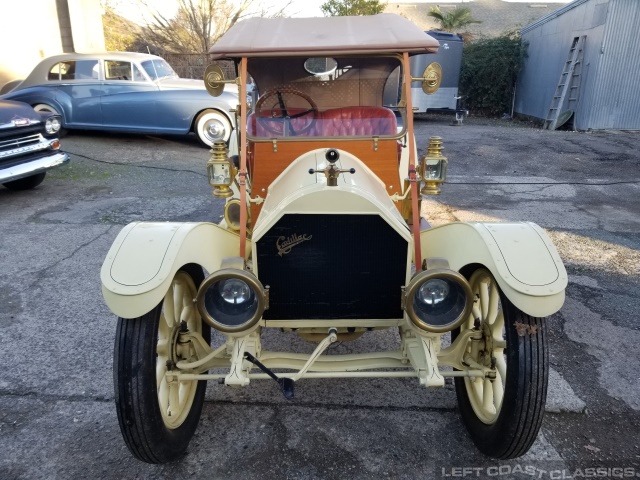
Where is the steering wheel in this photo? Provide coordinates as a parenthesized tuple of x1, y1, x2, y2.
(254, 88, 318, 136)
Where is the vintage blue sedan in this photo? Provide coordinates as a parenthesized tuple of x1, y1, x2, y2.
(0, 52, 239, 147)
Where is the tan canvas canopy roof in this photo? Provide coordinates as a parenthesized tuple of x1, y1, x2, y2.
(209, 14, 439, 59)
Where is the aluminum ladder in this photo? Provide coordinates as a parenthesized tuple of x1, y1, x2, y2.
(544, 36, 586, 130)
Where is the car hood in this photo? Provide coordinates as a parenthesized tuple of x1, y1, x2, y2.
(0, 99, 41, 126)
(157, 77, 239, 93)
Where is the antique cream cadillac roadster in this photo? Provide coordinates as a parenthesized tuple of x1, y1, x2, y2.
(101, 14, 567, 463)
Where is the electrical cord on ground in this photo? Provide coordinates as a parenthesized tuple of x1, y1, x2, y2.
(445, 180, 640, 186)
(66, 150, 208, 177)
(67, 151, 639, 185)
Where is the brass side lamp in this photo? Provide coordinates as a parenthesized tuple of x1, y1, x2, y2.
(420, 136, 448, 195)
(207, 141, 237, 198)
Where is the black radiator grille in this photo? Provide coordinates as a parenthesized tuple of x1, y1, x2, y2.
(256, 214, 408, 320)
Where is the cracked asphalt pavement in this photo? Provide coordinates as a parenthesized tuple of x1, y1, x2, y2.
(1, 119, 639, 479)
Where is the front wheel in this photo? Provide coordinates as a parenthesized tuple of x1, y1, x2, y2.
(453, 268, 548, 459)
(113, 266, 211, 463)
(194, 109, 231, 147)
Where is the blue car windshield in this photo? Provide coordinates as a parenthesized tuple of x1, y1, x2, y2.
(141, 59, 178, 80)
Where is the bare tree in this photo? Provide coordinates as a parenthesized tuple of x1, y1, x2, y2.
(137, 0, 289, 54)
(320, 0, 386, 16)
(103, 5, 141, 52)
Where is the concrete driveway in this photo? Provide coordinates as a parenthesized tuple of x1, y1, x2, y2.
(1, 119, 639, 479)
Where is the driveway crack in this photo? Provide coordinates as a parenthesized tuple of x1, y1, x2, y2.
(27, 226, 115, 288)
(0, 389, 459, 413)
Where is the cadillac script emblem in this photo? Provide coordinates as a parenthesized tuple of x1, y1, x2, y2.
(276, 233, 312, 256)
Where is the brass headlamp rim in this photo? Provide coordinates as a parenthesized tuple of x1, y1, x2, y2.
(224, 198, 249, 231)
(403, 268, 473, 334)
(195, 268, 267, 334)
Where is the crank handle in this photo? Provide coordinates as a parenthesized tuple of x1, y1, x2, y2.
(309, 166, 356, 187)
(308, 167, 355, 175)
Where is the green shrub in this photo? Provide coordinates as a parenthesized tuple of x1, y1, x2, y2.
(460, 32, 527, 116)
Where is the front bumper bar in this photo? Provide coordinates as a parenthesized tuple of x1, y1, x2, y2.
(0, 151, 69, 184)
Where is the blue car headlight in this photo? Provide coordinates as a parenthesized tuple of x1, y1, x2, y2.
(45, 116, 62, 135)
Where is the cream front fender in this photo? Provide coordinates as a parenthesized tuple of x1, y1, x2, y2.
(101, 222, 240, 319)
(420, 222, 568, 318)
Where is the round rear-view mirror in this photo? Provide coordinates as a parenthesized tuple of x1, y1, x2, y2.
(304, 57, 338, 76)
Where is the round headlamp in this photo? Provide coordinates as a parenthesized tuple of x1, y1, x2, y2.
(404, 269, 473, 333)
(45, 116, 62, 135)
(196, 269, 267, 334)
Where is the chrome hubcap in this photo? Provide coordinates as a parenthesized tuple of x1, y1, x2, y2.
(205, 119, 225, 140)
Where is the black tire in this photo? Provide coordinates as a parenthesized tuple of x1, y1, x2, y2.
(114, 265, 211, 463)
(3, 172, 46, 190)
(453, 268, 548, 459)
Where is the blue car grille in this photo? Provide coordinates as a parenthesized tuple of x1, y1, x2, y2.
(0, 124, 42, 141)
(0, 133, 48, 161)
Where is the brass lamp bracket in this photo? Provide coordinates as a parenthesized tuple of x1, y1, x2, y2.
(390, 178, 421, 203)
(390, 190, 410, 202)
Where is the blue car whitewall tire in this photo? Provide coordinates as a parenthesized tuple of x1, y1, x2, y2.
(32, 103, 61, 116)
(195, 109, 231, 147)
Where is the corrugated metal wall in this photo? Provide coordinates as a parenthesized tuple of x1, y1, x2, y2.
(515, 0, 640, 130)
(586, 1, 640, 129)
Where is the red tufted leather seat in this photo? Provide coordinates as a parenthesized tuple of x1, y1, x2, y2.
(246, 106, 401, 173)
(318, 107, 397, 137)
(247, 106, 397, 138)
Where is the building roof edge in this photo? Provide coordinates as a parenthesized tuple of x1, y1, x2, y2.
(521, 0, 591, 33)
